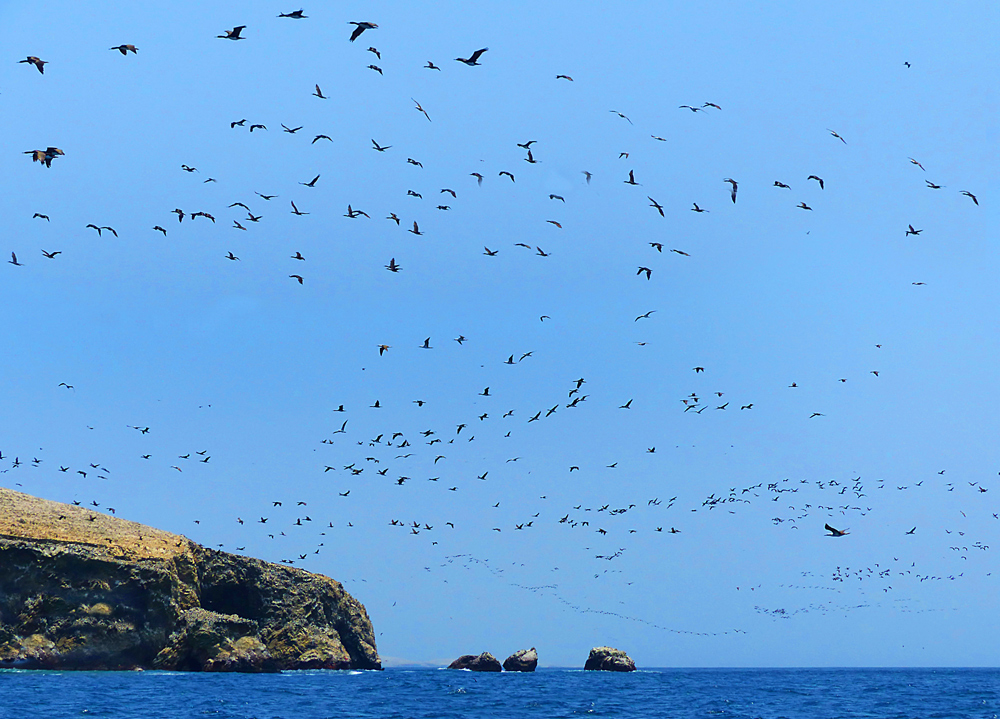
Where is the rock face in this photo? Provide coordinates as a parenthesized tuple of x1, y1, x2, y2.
(448, 652, 502, 672)
(0, 488, 381, 672)
(502, 647, 537, 672)
(584, 646, 636, 672)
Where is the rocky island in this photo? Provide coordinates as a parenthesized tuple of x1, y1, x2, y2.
(0, 488, 380, 672)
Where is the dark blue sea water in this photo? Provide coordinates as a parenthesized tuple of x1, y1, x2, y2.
(0, 668, 997, 719)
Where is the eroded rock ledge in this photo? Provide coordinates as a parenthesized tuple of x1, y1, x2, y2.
(0, 488, 380, 672)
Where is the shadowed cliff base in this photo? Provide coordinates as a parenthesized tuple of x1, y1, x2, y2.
(0, 487, 380, 672)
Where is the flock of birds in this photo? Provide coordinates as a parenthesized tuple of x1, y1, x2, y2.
(4, 6, 996, 646)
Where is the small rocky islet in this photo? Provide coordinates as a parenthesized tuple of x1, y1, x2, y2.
(0, 488, 380, 672)
(448, 646, 634, 672)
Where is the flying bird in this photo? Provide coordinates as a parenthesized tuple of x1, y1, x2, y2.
(412, 99, 431, 122)
(455, 48, 488, 65)
(825, 523, 849, 537)
(218, 26, 246, 40)
(349, 22, 378, 42)
(110, 44, 138, 55)
(723, 178, 738, 203)
(19, 56, 47, 73)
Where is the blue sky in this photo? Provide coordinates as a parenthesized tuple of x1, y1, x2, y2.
(1, 0, 998, 667)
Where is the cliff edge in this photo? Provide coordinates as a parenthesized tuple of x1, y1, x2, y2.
(0, 488, 381, 671)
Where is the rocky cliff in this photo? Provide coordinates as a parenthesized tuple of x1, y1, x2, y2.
(0, 488, 380, 671)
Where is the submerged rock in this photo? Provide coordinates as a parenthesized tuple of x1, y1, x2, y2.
(0, 488, 380, 672)
(448, 652, 502, 671)
(502, 647, 537, 672)
(584, 646, 635, 672)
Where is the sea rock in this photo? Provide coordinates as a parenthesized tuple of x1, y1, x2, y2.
(502, 647, 537, 672)
(448, 652, 502, 672)
(0, 487, 381, 672)
(584, 646, 636, 672)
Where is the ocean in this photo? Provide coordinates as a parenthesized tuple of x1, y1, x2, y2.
(0, 668, 996, 718)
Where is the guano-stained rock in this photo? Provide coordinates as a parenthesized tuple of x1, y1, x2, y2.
(584, 646, 635, 672)
(447, 652, 502, 671)
(502, 647, 537, 672)
(0, 488, 380, 672)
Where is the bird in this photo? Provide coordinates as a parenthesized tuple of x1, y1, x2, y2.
(610, 110, 633, 124)
(313, 85, 327, 99)
(905, 225, 922, 236)
(420, 338, 432, 349)
(282, 124, 303, 134)
(288, 275, 304, 286)
(825, 523, 849, 537)
(349, 22, 378, 42)
(409, 221, 422, 236)
(624, 170, 639, 186)
(278, 9, 307, 19)
(635, 311, 656, 321)
(218, 26, 246, 40)
(960, 191, 979, 205)
(153, 226, 167, 236)
(925, 180, 942, 189)
(556, 74, 573, 81)
(385, 258, 401, 272)
(110, 44, 138, 55)
(372, 139, 391, 152)
(249, 124, 266, 132)
(691, 203, 708, 213)
(368, 65, 383, 75)
(290, 201, 309, 215)
(41, 250, 61, 259)
(797, 202, 812, 210)
(909, 157, 925, 171)
(807, 175, 824, 189)
(648, 197, 664, 216)
(412, 99, 432, 122)
(679, 105, 703, 112)
(637, 267, 652, 280)
(19, 56, 47, 73)
(455, 48, 488, 65)
(774, 181, 791, 189)
(9, 252, 23, 266)
(500, 171, 515, 182)
(425, 61, 440, 70)
(828, 129, 846, 143)
(724, 178, 738, 203)
(368, 47, 381, 59)
(32, 213, 49, 221)
(300, 174, 320, 187)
